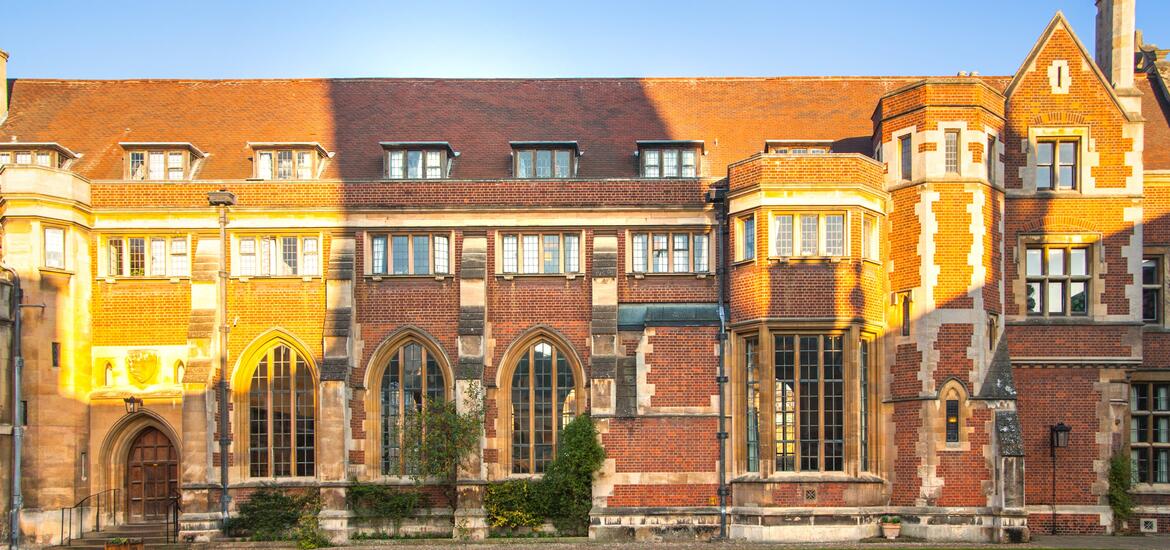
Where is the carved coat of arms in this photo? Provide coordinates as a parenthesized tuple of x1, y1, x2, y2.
(126, 349, 160, 388)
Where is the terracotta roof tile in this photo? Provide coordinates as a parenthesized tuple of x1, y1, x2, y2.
(0, 76, 1012, 180)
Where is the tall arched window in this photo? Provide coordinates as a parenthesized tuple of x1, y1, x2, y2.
(380, 341, 447, 475)
(510, 340, 580, 474)
(247, 343, 315, 478)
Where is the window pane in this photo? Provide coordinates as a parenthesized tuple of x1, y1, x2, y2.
(1047, 281, 1065, 314)
(799, 336, 820, 471)
(1036, 166, 1053, 189)
(1070, 281, 1087, 314)
(302, 237, 319, 276)
(1048, 248, 1065, 276)
(1144, 287, 1160, 322)
(745, 337, 760, 472)
(129, 237, 146, 276)
(147, 152, 164, 180)
(276, 150, 293, 179)
(532, 343, 554, 473)
(413, 235, 430, 274)
(388, 151, 404, 178)
(672, 234, 689, 272)
(823, 336, 844, 471)
(280, 236, 298, 275)
(800, 215, 818, 256)
(522, 235, 539, 274)
(663, 149, 678, 177)
(652, 234, 668, 273)
(239, 238, 256, 276)
(1157, 449, 1170, 483)
(693, 234, 708, 272)
(502, 235, 518, 273)
(150, 238, 166, 276)
(297, 151, 312, 179)
(249, 356, 269, 477)
(643, 149, 660, 177)
(15, 151, 31, 165)
(824, 215, 844, 256)
(425, 150, 442, 179)
(775, 215, 793, 256)
(563, 234, 579, 273)
(987, 137, 996, 183)
(900, 135, 912, 180)
(542, 235, 560, 273)
(511, 353, 531, 474)
(632, 233, 648, 272)
(681, 150, 696, 177)
(1058, 142, 1076, 165)
(0, 152, 9, 164)
(434, 235, 449, 274)
(1157, 385, 1170, 410)
(406, 151, 422, 179)
(535, 150, 552, 178)
(1026, 248, 1043, 276)
(1027, 282, 1042, 313)
(170, 238, 188, 276)
(743, 216, 755, 260)
(44, 227, 65, 269)
(381, 351, 401, 474)
(258, 152, 273, 180)
(1037, 142, 1054, 165)
(372, 236, 387, 274)
(774, 335, 796, 472)
(1070, 248, 1088, 277)
(1058, 166, 1076, 190)
(392, 236, 409, 274)
(167, 152, 184, 180)
(517, 151, 533, 178)
(1144, 258, 1160, 285)
(944, 131, 959, 174)
(554, 150, 570, 178)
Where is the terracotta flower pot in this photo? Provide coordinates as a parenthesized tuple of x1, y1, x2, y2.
(880, 522, 901, 540)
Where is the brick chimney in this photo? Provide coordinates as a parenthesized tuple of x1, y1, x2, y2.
(0, 49, 7, 124)
(1095, 0, 1136, 90)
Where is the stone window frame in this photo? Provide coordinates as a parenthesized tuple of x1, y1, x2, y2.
(123, 148, 191, 181)
(1013, 233, 1103, 321)
(494, 330, 587, 479)
(230, 335, 319, 481)
(766, 209, 852, 260)
(733, 213, 756, 263)
(1130, 375, 1170, 489)
(730, 322, 876, 479)
(41, 223, 68, 272)
(250, 144, 327, 181)
(936, 380, 972, 452)
(624, 228, 713, 277)
(1021, 126, 1097, 194)
(493, 230, 585, 278)
(1142, 247, 1168, 329)
(363, 230, 455, 279)
(100, 233, 192, 281)
(361, 330, 453, 480)
(230, 232, 324, 280)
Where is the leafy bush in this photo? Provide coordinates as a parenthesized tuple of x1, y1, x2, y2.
(294, 512, 332, 549)
(1108, 453, 1134, 529)
(537, 414, 606, 535)
(484, 479, 544, 530)
(402, 386, 485, 509)
(347, 483, 422, 533)
(233, 486, 321, 542)
(880, 515, 901, 524)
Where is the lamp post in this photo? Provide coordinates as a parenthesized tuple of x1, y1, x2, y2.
(208, 190, 236, 525)
(1049, 422, 1071, 535)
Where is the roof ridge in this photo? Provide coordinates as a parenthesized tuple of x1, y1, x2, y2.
(9, 75, 1011, 85)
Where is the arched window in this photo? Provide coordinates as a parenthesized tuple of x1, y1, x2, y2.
(510, 340, 580, 474)
(380, 341, 447, 475)
(247, 343, 315, 478)
(104, 363, 114, 386)
(173, 360, 185, 384)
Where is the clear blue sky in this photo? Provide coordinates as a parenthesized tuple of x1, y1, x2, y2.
(3, 0, 1168, 79)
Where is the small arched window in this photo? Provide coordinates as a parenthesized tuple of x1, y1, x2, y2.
(380, 341, 447, 475)
(104, 363, 114, 386)
(173, 360, 185, 384)
(510, 340, 580, 474)
(247, 343, 315, 478)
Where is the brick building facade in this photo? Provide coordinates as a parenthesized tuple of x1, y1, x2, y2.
(2, 1, 1170, 545)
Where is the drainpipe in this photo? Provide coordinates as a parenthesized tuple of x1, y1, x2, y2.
(3, 264, 23, 550)
(707, 187, 729, 540)
(208, 190, 236, 526)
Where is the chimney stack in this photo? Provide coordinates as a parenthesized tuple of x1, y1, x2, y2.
(1095, 0, 1136, 90)
(0, 49, 8, 124)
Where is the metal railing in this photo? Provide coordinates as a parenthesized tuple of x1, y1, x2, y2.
(166, 493, 181, 543)
(58, 488, 119, 546)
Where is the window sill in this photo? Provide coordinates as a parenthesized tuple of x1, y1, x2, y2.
(497, 273, 583, 281)
(731, 472, 885, 484)
(366, 274, 452, 282)
(39, 266, 74, 276)
(100, 276, 190, 283)
(768, 256, 849, 264)
(233, 275, 321, 282)
(628, 272, 711, 279)
(731, 258, 756, 267)
(1130, 483, 1170, 495)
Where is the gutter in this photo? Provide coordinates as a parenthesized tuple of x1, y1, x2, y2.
(2, 264, 23, 550)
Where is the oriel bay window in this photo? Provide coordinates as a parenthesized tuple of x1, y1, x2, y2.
(1132, 381, 1170, 484)
(770, 212, 847, 258)
(105, 235, 190, 278)
(743, 332, 859, 474)
(499, 232, 581, 275)
(1024, 244, 1090, 316)
(246, 342, 315, 478)
(368, 233, 452, 276)
(511, 142, 578, 179)
(235, 235, 321, 277)
(629, 231, 710, 274)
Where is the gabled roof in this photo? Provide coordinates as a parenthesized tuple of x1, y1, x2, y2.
(0, 76, 1010, 181)
(1005, 12, 1136, 120)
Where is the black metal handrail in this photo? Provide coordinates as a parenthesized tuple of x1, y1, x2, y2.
(58, 488, 119, 546)
(165, 492, 181, 543)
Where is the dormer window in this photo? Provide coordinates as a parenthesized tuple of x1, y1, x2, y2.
(0, 143, 79, 170)
(637, 140, 702, 178)
(511, 142, 578, 179)
(765, 140, 832, 155)
(381, 142, 456, 180)
(249, 142, 328, 180)
(120, 143, 206, 181)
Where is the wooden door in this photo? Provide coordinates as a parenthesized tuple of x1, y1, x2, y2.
(126, 427, 178, 522)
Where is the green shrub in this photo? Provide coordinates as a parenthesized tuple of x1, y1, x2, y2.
(484, 479, 544, 529)
(402, 386, 485, 509)
(538, 414, 606, 535)
(234, 486, 318, 541)
(347, 483, 422, 534)
(294, 512, 332, 549)
(1108, 453, 1134, 529)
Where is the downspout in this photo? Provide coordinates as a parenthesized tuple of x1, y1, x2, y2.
(3, 264, 23, 550)
(217, 204, 230, 524)
(707, 187, 729, 540)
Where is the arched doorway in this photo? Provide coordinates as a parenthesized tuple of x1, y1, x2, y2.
(125, 427, 178, 522)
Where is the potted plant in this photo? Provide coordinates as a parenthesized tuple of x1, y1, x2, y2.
(104, 537, 144, 550)
(879, 515, 901, 540)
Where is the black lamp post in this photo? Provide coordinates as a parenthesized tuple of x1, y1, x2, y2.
(122, 396, 143, 415)
(208, 189, 236, 526)
(1049, 422, 1071, 534)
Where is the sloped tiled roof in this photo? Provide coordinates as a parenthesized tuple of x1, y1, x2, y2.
(0, 76, 1016, 181)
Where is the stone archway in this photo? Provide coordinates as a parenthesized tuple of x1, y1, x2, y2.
(125, 427, 179, 522)
(97, 410, 182, 524)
